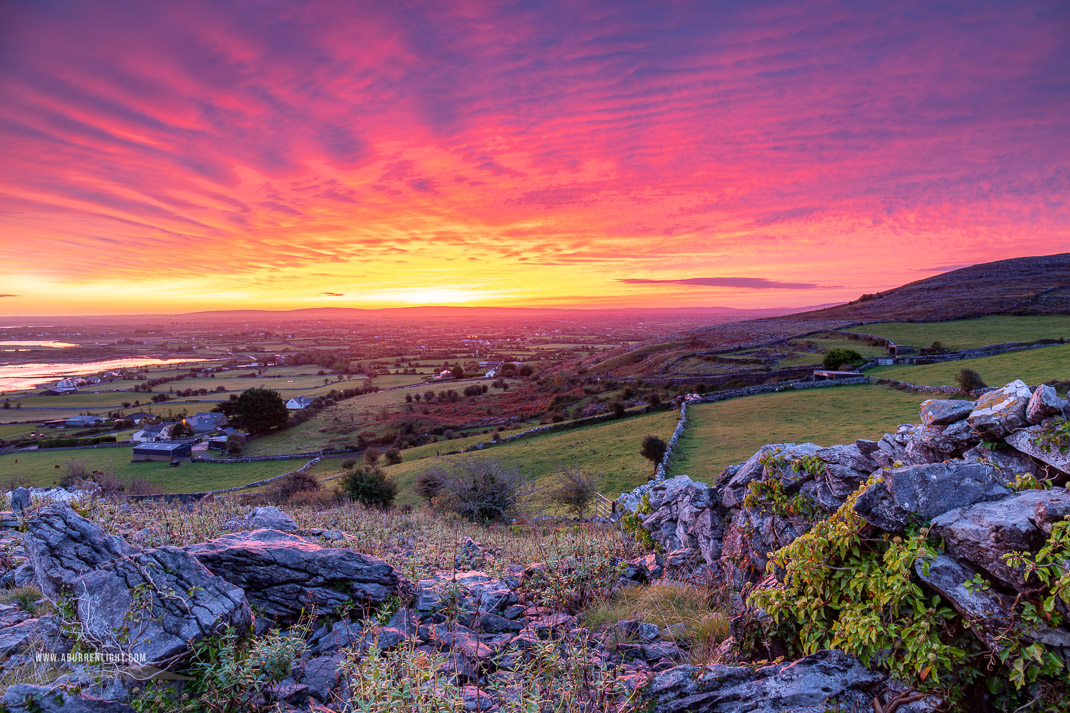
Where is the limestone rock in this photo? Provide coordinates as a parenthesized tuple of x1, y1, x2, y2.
(916, 554, 1070, 651)
(853, 461, 1011, 531)
(967, 380, 1032, 439)
(416, 571, 517, 615)
(245, 506, 298, 532)
(920, 398, 975, 426)
(929, 488, 1070, 592)
(9, 487, 31, 517)
(1026, 385, 1066, 425)
(648, 649, 883, 713)
(962, 444, 1042, 479)
(1006, 426, 1070, 478)
(815, 443, 878, 499)
(187, 528, 400, 624)
(718, 443, 822, 508)
(639, 476, 725, 570)
(22, 504, 251, 666)
(23, 503, 137, 601)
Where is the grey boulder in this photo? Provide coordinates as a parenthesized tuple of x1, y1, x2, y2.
(853, 461, 1011, 531)
(1026, 385, 1066, 425)
(186, 528, 400, 624)
(22, 504, 251, 666)
(920, 399, 975, 426)
(967, 380, 1032, 439)
(916, 554, 1070, 651)
(648, 649, 883, 713)
(245, 506, 298, 532)
(1006, 426, 1070, 478)
(929, 488, 1070, 592)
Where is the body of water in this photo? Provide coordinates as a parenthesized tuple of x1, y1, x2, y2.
(0, 340, 78, 349)
(0, 358, 205, 392)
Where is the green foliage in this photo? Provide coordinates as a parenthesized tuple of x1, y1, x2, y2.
(749, 476, 974, 697)
(227, 388, 288, 434)
(744, 450, 823, 518)
(749, 475, 1070, 708)
(822, 348, 863, 370)
(343, 463, 398, 508)
(1032, 417, 1070, 455)
(995, 520, 1070, 702)
(132, 624, 309, 713)
(620, 495, 656, 551)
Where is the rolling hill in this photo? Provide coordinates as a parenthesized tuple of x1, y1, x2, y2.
(587, 252, 1070, 377)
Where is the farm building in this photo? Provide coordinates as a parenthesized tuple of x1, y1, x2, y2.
(132, 442, 192, 462)
(185, 412, 227, 433)
(286, 396, 314, 410)
(132, 423, 171, 443)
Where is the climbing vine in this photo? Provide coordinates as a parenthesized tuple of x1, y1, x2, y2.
(748, 475, 976, 699)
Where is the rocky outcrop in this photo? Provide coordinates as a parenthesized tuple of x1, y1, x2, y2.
(186, 528, 401, 624)
(228, 505, 299, 532)
(22, 504, 251, 666)
(919, 398, 975, 426)
(648, 649, 884, 713)
(853, 461, 1012, 531)
(929, 488, 1070, 592)
(637, 476, 725, 571)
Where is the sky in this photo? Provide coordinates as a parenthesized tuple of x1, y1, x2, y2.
(0, 0, 1068, 315)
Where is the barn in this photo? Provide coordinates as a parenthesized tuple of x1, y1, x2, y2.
(132, 442, 192, 462)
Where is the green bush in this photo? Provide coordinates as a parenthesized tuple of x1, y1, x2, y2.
(822, 348, 863, 370)
(342, 463, 397, 508)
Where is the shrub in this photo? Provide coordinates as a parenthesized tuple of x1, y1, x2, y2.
(420, 457, 531, 522)
(640, 435, 668, 467)
(546, 466, 604, 518)
(383, 447, 402, 466)
(342, 463, 397, 509)
(822, 348, 863, 370)
(414, 468, 443, 504)
(265, 470, 321, 503)
(955, 368, 987, 393)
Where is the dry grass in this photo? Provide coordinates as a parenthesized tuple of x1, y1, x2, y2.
(583, 581, 731, 664)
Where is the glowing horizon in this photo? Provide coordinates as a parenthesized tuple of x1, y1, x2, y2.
(1, 1, 1068, 316)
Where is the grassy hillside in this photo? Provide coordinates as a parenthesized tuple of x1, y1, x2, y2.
(845, 315, 1070, 350)
(383, 409, 680, 505)
(0, 447, 336, 491)
(668, 385, 931, 485)
(868, 344, 1070, 390)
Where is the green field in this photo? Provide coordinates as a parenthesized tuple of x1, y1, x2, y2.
(868, 344, 1070, 391)
(846, 315, 1070, 351)
(0, 447, 336, 492)
(668, 385, 933, 485)
(383, 408, 680, 505)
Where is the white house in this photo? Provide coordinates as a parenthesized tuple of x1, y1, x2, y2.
(286, 396, 314, 410)
(132, 423, 172, 443)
